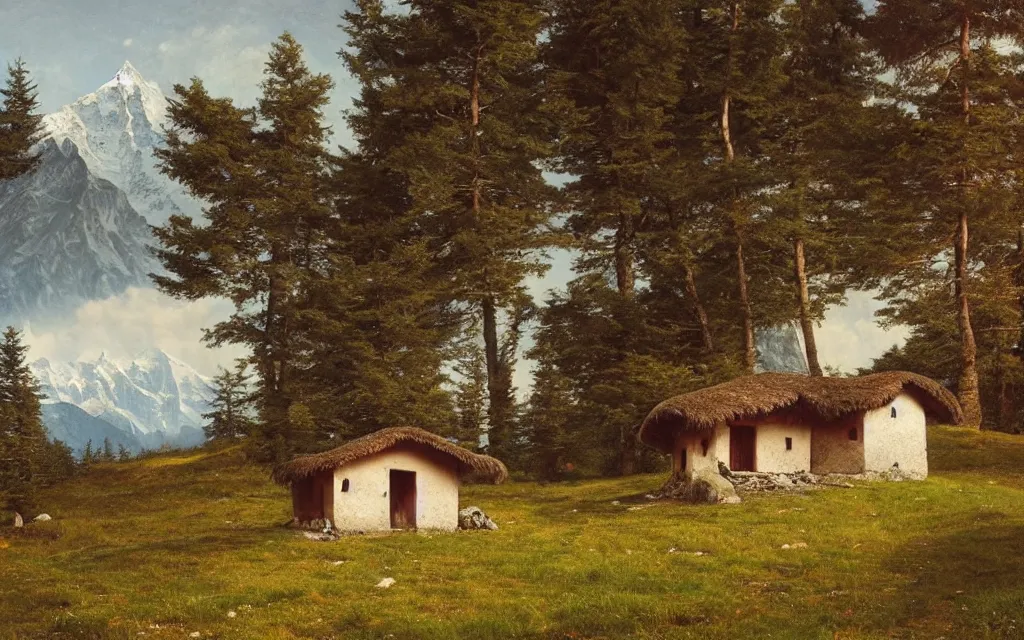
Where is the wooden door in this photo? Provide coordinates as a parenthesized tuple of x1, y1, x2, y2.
(389, 470, 417, 529)
(730, 426, 756, 472)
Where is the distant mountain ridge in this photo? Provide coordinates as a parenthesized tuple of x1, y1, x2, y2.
(32, 348, 213, 454)
(0, 138, 163, 328)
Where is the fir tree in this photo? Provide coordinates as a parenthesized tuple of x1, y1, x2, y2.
(82, 440, 94, 465)
(153, 33, 335, 461)
(451, 336, 488, 449)
(0, 58, 44, 181)
(202, 360, 255, 442)
(0, 327, 48, 514)
(101, 438, 114, 462)
(339, 0, 557, 458)
(544, 0, 687, 473)
(867, 1, 1024, 427)
(117, 443, 131, 462)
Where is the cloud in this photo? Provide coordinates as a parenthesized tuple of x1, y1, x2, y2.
(152, 24, 270, 107)
(123, 38, 134, 48)
(817, 290, 910, 374)
(24, 288, 248, 377)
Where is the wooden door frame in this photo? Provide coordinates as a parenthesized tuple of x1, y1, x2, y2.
(729, 424, 757, 472)
(389, 469, 417, 530)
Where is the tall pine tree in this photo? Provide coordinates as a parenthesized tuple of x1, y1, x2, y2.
(867, 1, 1024, 427)
(153, 33, 335, 461)
(0, 327, 49, 515)
(0, 58, 44, 181)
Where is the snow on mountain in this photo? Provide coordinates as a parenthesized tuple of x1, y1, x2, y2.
(755, 322, 810, 375)
(0, 137, 164, 327)
(32, 349, 214, 450)
(42, 61, 202, 227)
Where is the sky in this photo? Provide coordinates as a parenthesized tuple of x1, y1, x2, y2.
(2, 0, 908, 384)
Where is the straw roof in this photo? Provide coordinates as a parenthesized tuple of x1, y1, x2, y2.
(271, 427, 508, 485)
(639, 371, 963, 453)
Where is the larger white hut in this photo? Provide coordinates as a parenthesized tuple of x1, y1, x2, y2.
(638, 371, 963, 479)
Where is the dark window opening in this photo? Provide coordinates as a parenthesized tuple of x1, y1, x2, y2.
(849, 428, 858, 441)
(341, 478, 350, 492)
(785, 437, 793, 451)
(700, 439, 709, 456)
(891, 406, 897, 419)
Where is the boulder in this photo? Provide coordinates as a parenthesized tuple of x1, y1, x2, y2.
(32, 514, 52, 522)
(458, 506, 498, 530)
(656, 469, 741, 504)
(13, 513, 23, 528)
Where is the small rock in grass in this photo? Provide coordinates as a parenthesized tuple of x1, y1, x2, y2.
(693, 551, 706, 556)
(611, 500, 620, 505)
(13, 513, 23, 528)
(189, 633, 201, 638)
(32, 514, 51, 522)
(458, 506, 498, 530)
(781, 542, 808, 550)
(376, 578, 395, 589)
(781, 544, 791, 550)
(330, 560, 346, 566)
(227, 611, 237, 618)
(668, 547, 678, 554)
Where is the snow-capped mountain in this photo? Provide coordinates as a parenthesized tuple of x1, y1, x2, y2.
(0, 137, 164, 327)
(43, 61, 202, 227)
(756, 322, 810, 375)
(32, 349, 213, 451)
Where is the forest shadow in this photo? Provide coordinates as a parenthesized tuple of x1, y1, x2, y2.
(881, 512, 1024, 637)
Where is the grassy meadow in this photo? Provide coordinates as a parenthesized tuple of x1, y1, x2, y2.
(2, 426, 1023, 639)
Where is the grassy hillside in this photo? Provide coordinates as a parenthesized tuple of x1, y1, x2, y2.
(2, 426, 1023, 640)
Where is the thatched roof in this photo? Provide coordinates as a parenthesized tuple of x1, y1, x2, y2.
(271, 427, 508, 485)
(639, 371, 963, 453)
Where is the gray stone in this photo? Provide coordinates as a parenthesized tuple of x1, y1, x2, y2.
(13, 512, 23, 528)
(458, 506, 498, 531)
(655, 470, 741, 504)
(32, 514, 52, 522)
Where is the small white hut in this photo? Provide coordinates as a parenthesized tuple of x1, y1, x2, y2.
(273, 427, 507, 532)
(638, 371, 963, 480)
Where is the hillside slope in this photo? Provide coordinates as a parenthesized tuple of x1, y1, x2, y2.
(2, 427, 1023, 639)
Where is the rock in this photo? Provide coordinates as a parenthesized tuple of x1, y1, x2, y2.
(458, 506, 498, 531)
(302, 530, 338, 542)
(13, 513, 23, 528)
(227, 611, 237, 618)
(782, 542, 808, 550)
(189, 633, 201, 638)
(653, 469, 740, 504)
(718, 461, 733, 478)
(376, 577, 395, 589)
(32, 514, 51, 522)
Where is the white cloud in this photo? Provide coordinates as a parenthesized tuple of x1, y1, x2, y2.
(817, 290, 910, 374)
(24, 288, 248, 377)
(123, 38, 133, 48)
(153, 24, 270, 107)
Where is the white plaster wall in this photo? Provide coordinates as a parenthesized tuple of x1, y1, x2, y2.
(862, 392, 928, 477)
(674, 428, 727, 477)
(754, 423, 811, 473)
(715, 423, 730, 470)
(329, 444, 461, 532)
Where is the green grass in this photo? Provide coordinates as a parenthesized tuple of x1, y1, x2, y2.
(2, 426, 1024, 639)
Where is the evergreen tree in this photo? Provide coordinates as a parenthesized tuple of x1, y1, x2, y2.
(544, 0, 687, 473)
(759, 0, 877, 376)
(101, 438, 114, 462)
(202, 360, 255, 442)
(339, 0, 557, 459)
(0, 58, 44, 181)
(867, 1, 1024, 427)
(0, 327, 48, 514)
(450, 336, 488, 449)
(42, 439, 78, 483)
(117, 443, 131, 462)
(153, 33, 335, 461)
(521, 345, 574, 480)
(82, 440, 94, 465)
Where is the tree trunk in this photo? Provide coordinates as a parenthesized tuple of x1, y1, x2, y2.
(734, 227, 756, 373)
(793, 237, 823, 376)
(482, 295, 507, 453)
(614, 210, 636, 299)
(721, 2, 755, 373)
(1016, 224, 1024, 358)
(683, 263, 715, 352)
(955, 15, 982, 428)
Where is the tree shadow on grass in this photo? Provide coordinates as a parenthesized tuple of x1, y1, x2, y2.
(881, 512, 1024, 638)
